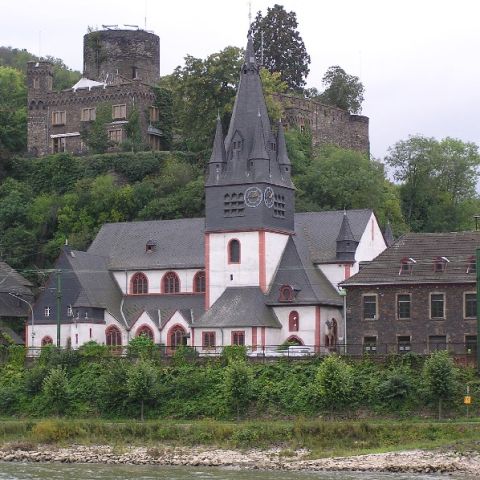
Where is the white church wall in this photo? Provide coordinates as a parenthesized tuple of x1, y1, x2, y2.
(355, 213, 386, 268)
(273, 306, 317, 346)
(317, 263, 350, 291)
(265, 232, 289, 289)
(130, 311, 160, 343)
(160, 311, 191, 346)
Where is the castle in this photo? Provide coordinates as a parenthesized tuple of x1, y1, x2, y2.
(27, 28, 162, 156)
(27, 27, 369, 157)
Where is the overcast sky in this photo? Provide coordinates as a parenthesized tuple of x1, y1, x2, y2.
(2, 0, 479, 159)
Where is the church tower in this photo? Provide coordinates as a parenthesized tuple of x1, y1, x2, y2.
(205, 34, 295, 308)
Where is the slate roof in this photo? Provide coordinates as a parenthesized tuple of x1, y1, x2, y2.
(267, 236, 341, 306)
(341, 231, 480, 286)
(87, 217, 205, 270)
(195, 287, 281, 328)
(0, 324, 24, 345)
(294, 209, 372, 263)
(122, 294, 205, 329)
(0, 261, 33, 318)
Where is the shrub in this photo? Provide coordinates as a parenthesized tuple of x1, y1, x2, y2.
(42, 366, 70, 415)
(224, 360, 253, 419)
(127, 335, 155, 359)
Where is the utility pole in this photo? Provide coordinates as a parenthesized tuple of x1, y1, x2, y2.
(476, 248, 480, 373)
(56, 269, 62, 347)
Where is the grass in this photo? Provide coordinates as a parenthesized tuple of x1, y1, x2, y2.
(1, 418, 480, 458)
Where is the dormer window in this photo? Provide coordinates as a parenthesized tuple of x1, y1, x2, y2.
(399, 257, 415, 275)
(467, 256, 476, 274)
(279, 284, 295, 302)
(232, 140, 242, 151)
(434, 256, 449, 273)
(146, 240, 156, 253)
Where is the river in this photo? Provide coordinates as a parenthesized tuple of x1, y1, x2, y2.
(0, 463, 472, 480)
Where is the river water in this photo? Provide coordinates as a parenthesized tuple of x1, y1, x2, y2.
(0, 464, 472, 480)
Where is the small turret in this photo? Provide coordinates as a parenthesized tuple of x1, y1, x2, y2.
(206, 116, 227, 185)
(27, 61, 53, 98)
(249, 112, 270, 181)
(276, 121, 293, 186)
(336, 212, 359, 262)
(383, 221, 395, 247)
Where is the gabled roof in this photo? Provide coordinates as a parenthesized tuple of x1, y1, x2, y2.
(87, 218, 205, 270)
(342, 231, 480, 286)
(294, 209, 373, 264)
(195, 287, 281, 328)
(122, 294, 205, 329)
(0, 261, 33, 294)
(267, 236, 340, 305)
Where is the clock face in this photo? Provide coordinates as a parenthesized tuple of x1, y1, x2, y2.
(264, 187, 274, 208)
(245, 186, 262, 207)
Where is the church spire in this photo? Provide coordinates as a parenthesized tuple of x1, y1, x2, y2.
(336, 212, 358, 262)
(249, 111, 270, 181)
(276, 120, 293, 186)
(206, 115, 226, 185)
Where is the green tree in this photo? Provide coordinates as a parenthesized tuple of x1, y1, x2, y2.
(315, 355, 354, 415)
(422, 351, 458, 420)
(386, 135, 480, 232)
(126, 360, 158, 421)
(250, 4, 311, 90)
(163, 46, 243, 152)
(80, 104, 112, 153)
(127, 335, 156, 359)
(319, 66, 365, 114)
(224, 360, 253, 419)
(0, 66, 27, 169)
(123, 108, 143, 152)
(152, 86, 173, 150)
(259, 68, 288, 122)
(42, 366, 70, 415)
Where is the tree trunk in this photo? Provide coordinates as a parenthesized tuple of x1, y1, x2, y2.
(141, 399, 144, 422)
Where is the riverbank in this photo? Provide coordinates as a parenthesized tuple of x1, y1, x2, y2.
(0, 443, 479, 475)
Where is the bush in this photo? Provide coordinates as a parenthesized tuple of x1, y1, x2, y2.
(224, 360, 253, 419)
(42, 367, 70, 415)
(127, 335, 156, 359)
(30, 420, 85, 443)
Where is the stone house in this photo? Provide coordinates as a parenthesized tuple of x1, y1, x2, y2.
(340, 232, 480, 355)
(27, 28, 163, 156)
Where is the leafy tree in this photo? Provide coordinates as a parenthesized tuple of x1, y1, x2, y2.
(122, 108, 143, 152)
(126, 360, 158, 421)
(224, 360, 253, 419)
(127, 335, 156, 359)
(386, 135, 480, 232)
(80, 104, 112, 154)
(163, 46, 243, 152)
(0, 66, 27, 170)
(259, 68, 288, 122)
(152, 86, 173, 150)
(250, 4, 311, 90)
(315, 355, 354, 415)
(319, 66, 365, 114)
(42, 366, 70, 415)
(422, 351, 458, 420)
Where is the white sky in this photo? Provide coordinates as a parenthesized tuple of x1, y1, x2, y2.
(2, 0, 479, 159)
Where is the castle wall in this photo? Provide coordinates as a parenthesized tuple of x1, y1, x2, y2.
(83, 29, 160, 86)
(275, 94, 370, 154)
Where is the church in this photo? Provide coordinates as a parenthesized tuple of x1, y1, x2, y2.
(29, 35, 387, 353)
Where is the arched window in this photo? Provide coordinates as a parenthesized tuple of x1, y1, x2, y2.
(136, 325, 154, 340)
(286, 335, 303, 345)
(131, 272, 148, 294)
(228, 239, 241, 263)
(162, 271, 180, 293)
(106, 325, 122, 346)
(279, 285, 294, 302)
(41, 336, 53, 346)
(169, 325, 187, 348)
(289, 311, 299, 331)
(193, 271, 206, 293)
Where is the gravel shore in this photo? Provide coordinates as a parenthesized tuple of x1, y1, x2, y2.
(0, 444, 478, 475)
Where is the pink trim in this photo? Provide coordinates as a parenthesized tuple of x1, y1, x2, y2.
(227, 238, 241, 264)
(315, 306, 321, 353)
(205, 233, 210, 309)
(130, 272, 149, 295)
(344, 264, 351, 279)
(161, 271, 181, 294)
(286, 335, 304, 345)
(259, 231, 266, 292)
(252, 326, 257, 351)
(136, 323, 154, 340)
(261, 326, 266, 347)
(166, 323, 186, 348)
(289, 310, 299, 331)
(231, 330, 245, 345)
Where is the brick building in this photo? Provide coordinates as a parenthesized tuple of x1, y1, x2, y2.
(27, 28, 163, 156)
(341, 232, 480, 355)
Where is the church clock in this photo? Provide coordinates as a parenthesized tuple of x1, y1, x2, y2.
(264, 187, 274, 208)
(245, 186, 262, 207)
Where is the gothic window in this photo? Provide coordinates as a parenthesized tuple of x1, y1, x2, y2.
(289, 311, 299, 331)
(228, 239, 241, 263)
(136, 325, 154, 340)
(106, 325, 122, 346)
(193, 271, 206, 293)
(169, 325, 187, 348)
(162, 271, 180, 294)
(131, 272, 148, 295)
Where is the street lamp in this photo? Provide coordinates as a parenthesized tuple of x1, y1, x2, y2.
(8, 292, 35, 349)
